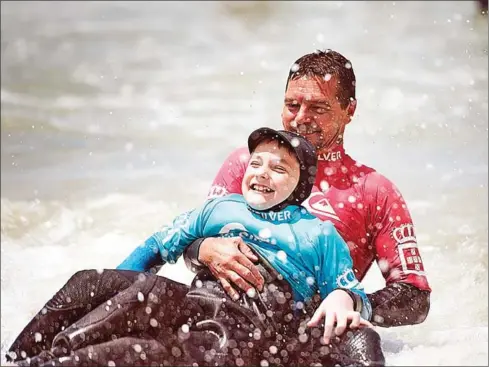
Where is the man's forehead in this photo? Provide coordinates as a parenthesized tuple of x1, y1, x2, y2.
(286, 76, 337, 99)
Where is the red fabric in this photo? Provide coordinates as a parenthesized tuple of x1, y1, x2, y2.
(207, 145, 431, 292)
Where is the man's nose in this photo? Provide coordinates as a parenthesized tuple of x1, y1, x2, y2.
(295, 105, 312, 124)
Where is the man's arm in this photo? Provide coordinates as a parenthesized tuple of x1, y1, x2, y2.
(365, 172, 431, 327)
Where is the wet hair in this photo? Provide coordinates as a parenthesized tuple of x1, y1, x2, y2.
(285, 49, 356, 109)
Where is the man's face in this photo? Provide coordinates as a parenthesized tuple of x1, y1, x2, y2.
(242, 141, 300, 211)
(281, 76, 355, 153)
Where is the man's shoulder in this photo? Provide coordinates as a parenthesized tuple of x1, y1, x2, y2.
(353, 167, 406, 204)
(224, 146, 250, 163)
(355, 168, 398, 192)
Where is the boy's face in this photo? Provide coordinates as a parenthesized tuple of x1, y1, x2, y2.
(242, 140, 300, 211)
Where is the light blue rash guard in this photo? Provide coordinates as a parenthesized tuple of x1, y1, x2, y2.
(117, 194, 371, 320)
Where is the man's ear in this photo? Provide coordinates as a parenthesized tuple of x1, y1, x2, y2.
(346, 99, 357, 123)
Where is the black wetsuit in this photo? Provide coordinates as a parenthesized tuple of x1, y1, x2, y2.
(7, 267, 384, 367)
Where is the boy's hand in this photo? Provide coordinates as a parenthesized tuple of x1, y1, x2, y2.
(307, 289, 373, 344)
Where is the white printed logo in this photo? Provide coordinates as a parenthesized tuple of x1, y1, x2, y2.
(303, 192, 339, 220)
(218, 223, 274, 245)
(392, 224, 425, 275)
(219, 223, 247, 234)
(336, 268, 363, 290)
(318, 151, 342, 162)
(392, 224, 416, 245)
(207, 185, 229, 199)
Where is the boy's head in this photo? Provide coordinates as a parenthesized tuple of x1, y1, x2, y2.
(242, 127, 317, 212)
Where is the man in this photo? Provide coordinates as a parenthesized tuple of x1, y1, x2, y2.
(183, 49, 431, 328)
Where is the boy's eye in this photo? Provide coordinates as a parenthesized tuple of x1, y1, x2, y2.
(274, 166, 287, 173)
(250, 161, 260, 168)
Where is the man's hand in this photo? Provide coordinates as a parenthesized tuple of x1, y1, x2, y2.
(307, 289, 373, 344)
(198, 237, 265, 300)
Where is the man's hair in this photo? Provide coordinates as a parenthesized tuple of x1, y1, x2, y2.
(285, 49, 356, 109)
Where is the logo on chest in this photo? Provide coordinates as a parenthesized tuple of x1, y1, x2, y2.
(252, 210, 292, 222)
(318, 151, 342, 162)
(218, 223, 275, 245)
(303, 192, 339, 221)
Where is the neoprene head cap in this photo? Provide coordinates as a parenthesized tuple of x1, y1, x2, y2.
(247, 127, 318, 211)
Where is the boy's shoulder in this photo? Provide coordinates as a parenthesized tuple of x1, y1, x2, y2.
(204, 193, 247, 210)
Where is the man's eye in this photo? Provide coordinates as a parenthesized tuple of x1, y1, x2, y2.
(287, 104, 299, 110)
(315, 107, 329, 114)
(250, 161, 260, 167)
(274, 166, 287, 173)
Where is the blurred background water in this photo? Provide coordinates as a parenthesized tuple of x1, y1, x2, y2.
(1, 1, 488, 365)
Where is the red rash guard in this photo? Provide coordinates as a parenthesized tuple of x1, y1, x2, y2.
(207, 146, 431, 292)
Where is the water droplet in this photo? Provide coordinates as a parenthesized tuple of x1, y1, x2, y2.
(137, 292, 145, 302)
(34, 332, 42, 342)
(172, 347, 182, 357)
(290, 63, 300, 72)
(125, 143, 134, 152)
(133, 344, 142, 353)
(259, 228, 272, 238)
(378, 259, 389, 272)
(247, 288, 257, 298)
(277, 250, 287, 262)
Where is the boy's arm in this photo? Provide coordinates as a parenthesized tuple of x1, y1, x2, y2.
(116, 236, 165, 272)
(316, 222, 372, 321)
(117, 203, 212, 272)
(308, 222, 373, 344)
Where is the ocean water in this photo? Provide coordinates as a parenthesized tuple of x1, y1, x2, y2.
(1, 1, 487, 365)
